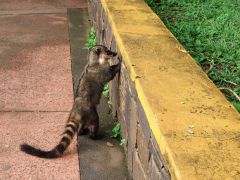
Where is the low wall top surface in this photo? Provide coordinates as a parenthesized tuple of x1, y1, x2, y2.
(101, 0, 240, 179)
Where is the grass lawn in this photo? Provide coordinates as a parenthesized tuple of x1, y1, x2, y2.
(145, 0, 240, 112)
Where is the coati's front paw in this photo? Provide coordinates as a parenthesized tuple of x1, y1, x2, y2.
(89, 133, 97, 140)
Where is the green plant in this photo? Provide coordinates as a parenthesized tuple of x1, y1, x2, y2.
(145, 0, 240, 112)
(102, 84, 110, 98)
(108, 122, 125, 146)
(103, 83, 112, 108)
(84, 27, 97, 49)
(110, 122, 121, 139)
(120, 139, 126, 146)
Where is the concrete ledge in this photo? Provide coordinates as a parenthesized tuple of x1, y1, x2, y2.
(88, 0, 240, 179)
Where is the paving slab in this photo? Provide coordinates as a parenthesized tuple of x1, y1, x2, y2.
(0, 0, 88, 10)
(0, 13, 73, 111)
(0, 9, 79, 180)
(0, 112, 79, 180)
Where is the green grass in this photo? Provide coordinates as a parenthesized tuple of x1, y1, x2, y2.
(145, 0, 240, 112)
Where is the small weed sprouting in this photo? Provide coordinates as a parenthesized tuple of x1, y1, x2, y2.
(110, 123, 121, 139)
(84, 27, 97, 49)
(102, 84, 110, 98)
(108, 122, 125, 146)
(120, 139, 126, 146)
(103, 82, 112, 108)
(107, 100, 112, 109)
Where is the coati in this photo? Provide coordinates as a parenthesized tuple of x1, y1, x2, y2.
(20, 45, 121, 158)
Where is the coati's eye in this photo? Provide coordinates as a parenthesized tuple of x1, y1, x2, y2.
(106, 50, 117, 57)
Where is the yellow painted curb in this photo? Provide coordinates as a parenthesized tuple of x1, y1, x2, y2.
(101, 0, 240, 179)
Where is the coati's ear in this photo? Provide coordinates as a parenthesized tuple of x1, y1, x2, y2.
(95, 47, 101, 55)
(88, 48, 99, 66)
(89, 46, 104, 58)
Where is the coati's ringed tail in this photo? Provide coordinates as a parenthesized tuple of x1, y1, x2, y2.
(20, 120, 80, 158)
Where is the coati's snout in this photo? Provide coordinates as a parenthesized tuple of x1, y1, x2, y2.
(101, 52, 119, 66)
(106, 50, 117, 57)
(105, 50, 118, 66)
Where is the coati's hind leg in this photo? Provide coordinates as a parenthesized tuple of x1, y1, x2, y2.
(78, 123, 88, 136)
(88, 108, 99, 139)
(88, 123, 99, 139)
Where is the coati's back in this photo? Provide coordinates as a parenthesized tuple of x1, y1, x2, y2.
(20, 45, 121, 158)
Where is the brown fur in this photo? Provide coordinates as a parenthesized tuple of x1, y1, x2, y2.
(20, 45, 121, 158)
